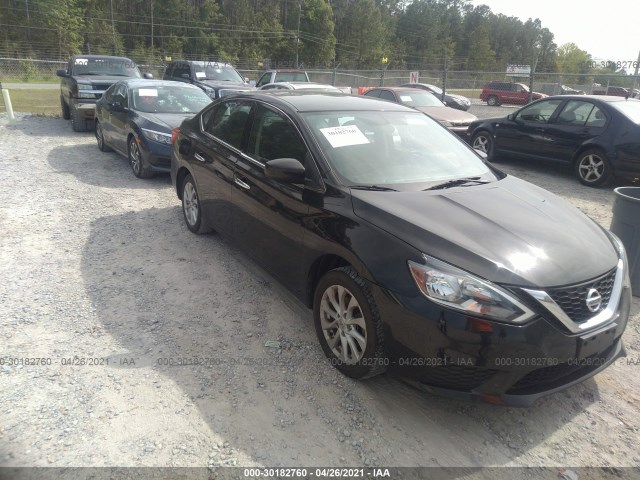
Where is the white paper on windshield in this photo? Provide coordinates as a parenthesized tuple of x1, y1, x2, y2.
(400, 95, 413, 102)
(75, 58, 88, 65)
(138, 89, 158, 97)
(320, 126, 369, 148)
(195, 71, 206, 79)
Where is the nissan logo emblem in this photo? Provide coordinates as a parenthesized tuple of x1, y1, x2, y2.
(585, 288, 602, 313)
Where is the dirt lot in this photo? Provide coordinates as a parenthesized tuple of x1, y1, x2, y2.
(1, 114, 640, 479)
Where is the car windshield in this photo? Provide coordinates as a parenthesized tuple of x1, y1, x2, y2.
(132, 85, 211, 114)
(276, 72, 308, 82)
(611, 100, 640, 123)
(396, 91, 444, 107)
(72, 58, 141, 77)
(302, 111, 494, 187)
(193, 63, 244, 82)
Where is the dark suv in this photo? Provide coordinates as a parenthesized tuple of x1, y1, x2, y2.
(162, 60, 254, 99)
(57, 55, 151, 132)
(480, 81, 546, 106)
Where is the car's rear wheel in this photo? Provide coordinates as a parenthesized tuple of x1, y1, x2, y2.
(95, 121, 112, 152)
(181, 174, 210, 234)
(487, 95, 499, 106)
(128, 136, 152, 179)
(575, 149, 613, 187)
(313, 266, 387, 379)
(60, 96, 70, 120)
(471, 130, 494, 161)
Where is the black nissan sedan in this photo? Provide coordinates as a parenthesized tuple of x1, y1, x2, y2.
(171, 92, 630, 406)
(95, 79, 211, 178)
(467, 95, 640, 187)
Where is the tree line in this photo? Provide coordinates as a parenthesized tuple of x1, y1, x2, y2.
(0, 0, 624, 74)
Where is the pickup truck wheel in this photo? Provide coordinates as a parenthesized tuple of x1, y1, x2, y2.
(70, 104, 88, 132)
(574, 149, 613, 187)
(60, 96, 70, 120)
(487, 95, 499, 106)
(128, 136, 153, 179)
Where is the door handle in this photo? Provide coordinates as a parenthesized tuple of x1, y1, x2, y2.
(234, 176, 250, 190)
(194, 152, 207, 163)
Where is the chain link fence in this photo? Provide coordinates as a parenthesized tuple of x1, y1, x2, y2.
(1, 57, 639, 102)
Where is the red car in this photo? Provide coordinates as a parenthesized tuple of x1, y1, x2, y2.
(480, 81, 547, 106)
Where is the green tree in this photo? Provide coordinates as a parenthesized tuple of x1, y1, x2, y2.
(556, 43, 592, 74)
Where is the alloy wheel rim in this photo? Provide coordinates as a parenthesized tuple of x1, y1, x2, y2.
(319, 285, 367, 364)
(129, 141, 141, 174)
(473, 136, 489, 153)
(183, 182, 199, 226)
(579, 154, 604, 182)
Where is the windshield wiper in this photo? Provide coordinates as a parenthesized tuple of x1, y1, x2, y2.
(351, 185, 398, 192)
(424, 177, 490, 191)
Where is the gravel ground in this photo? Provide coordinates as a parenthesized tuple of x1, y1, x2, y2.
(1, 113, 639, 478)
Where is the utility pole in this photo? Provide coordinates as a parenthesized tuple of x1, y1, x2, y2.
(150, 0, 154, 54)
(295, 1, 302, 69)
(528, 49, 538, 104)
(442, 46, 448, 103)
(110, 0, 116, 55)
(631, 50, 640, 98)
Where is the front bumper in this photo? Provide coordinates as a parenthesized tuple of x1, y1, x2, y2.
(71, 99, 98, 119)
(139, 137, 172, 172)
(372, 280, 631, 406)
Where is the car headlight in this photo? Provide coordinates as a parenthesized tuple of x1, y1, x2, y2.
(605, 230, 630, 288)
(408, 256, 535, 324)
(141, 128, 172, 145)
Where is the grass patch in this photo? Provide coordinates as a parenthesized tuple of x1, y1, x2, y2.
(0, 88, 60, 115)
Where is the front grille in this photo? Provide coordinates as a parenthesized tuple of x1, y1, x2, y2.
(418, 364, 497, 391)
(545, 269, 616, 323)
(507, 344, 615, 394)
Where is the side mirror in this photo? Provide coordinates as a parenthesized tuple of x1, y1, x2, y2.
(265, 158, 305, 183)
(110, 102, 125, 112)
(181, 73, 190, 79)
(143, 73, 154, 79)
(56, 69, 68, 77)
(507, 113, 515, 121)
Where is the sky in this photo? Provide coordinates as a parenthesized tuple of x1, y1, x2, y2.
(469, 0, 640, 65)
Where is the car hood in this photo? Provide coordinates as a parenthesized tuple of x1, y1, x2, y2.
(415, 106, 477, 123)
(75, 76, 139, 86)
(137, 112, 195, 131)
(446, 93, 469, 103)
(198, 80, 253, 90)
(350, 176, 617, 288)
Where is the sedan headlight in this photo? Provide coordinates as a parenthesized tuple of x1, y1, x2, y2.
(605, 230, 630, 288)
(408, 256, 535, 324)
(141, 128, 172, 145)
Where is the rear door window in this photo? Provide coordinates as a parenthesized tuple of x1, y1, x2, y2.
(203, 100, 253, 150)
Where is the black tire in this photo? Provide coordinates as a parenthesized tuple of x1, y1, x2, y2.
(181, 174, 210, 234)
(95, 121, 112, 152)
(128, 136, 152, 179)
(574, 148, 613, 187)
(471, 130, 495, 161)
(313, 266, 387, 379)
(70, 104, 88, 132)
(487, 95, 499, 106)
(60, 95, 70, 120)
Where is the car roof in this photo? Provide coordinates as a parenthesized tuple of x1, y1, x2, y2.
(265, 69, 307, 73)
(368, 87, 434, 93)
(263, 82, 340, 90)
(548, 94, 639, 103)
(233, 92, 415, 113)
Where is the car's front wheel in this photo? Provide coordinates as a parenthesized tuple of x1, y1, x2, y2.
(128, 136, 152, 179)
(95, 121, 112, 152)
(487, 95, 499, 106)
(471, 130, 494, 161)
(313, 266, 387, 379)
(574, 148, 613, 187)
(70, 104, 89, 132)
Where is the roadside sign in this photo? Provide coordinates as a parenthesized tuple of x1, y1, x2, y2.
(409, 71, 419, 84)
(506, 65, 531, 76)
